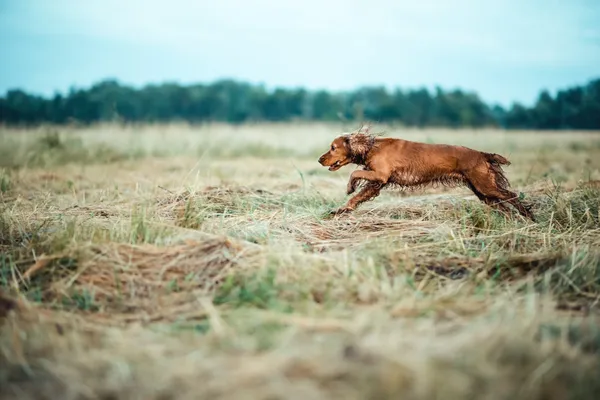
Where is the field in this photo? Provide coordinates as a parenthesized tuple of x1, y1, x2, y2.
(1, 122, 600, 399)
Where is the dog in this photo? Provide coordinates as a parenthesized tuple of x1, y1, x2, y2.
(317, 129, 535, 221)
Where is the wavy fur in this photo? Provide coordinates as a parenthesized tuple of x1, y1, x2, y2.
(318, 131, 535, 221)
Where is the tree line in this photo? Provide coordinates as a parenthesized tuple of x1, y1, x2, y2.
(1, 77, 599, 129)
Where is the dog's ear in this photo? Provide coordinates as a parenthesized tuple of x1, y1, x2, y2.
(346, 133, 371, 157)
(341, 135, 350, 148)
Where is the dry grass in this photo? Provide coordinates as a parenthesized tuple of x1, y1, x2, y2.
(1, 122, 600, 399)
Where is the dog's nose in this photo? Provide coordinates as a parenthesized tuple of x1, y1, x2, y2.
(318, 155, 325, 165)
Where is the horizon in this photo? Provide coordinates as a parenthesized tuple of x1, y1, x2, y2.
(3, 75, 600, 110)
(1, 0, 599, 108)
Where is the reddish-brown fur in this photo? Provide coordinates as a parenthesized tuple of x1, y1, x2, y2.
(318, 131, 535, 221)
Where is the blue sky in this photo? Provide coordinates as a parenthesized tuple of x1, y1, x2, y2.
(1, 0, 599, 107)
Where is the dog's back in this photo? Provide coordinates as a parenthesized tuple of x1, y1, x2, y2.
(369, 137, 497, 176)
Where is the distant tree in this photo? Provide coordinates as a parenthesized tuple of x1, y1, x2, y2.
(1, 77, 598, 130)
(311, 91, 343, 121)
(531, 90, 559, 129)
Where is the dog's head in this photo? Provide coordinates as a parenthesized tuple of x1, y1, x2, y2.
(318, 133, 375, 171)
(318, 135, 352, 171)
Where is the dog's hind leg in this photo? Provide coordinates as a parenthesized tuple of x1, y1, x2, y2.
(482, 196, 514, 217)
(502, 194, 535, 222)
(466, 182, 512, 216)
(464, 166, 535, 221)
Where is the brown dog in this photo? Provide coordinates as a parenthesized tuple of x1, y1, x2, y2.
(318, 131, 535, 221)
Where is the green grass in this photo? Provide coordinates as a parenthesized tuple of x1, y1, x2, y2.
(0, 129, 132, 169)
(1, 122, 600, 399)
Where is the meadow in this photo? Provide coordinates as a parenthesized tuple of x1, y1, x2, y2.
(1, 122, 600, 399)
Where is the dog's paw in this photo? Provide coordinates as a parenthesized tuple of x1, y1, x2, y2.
(330, 207, 354, 216)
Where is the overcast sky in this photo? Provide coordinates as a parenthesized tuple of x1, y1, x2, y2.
(1, 0, 599, 107)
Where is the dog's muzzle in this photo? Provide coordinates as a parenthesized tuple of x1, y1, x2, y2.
(328, 161, 341, 171)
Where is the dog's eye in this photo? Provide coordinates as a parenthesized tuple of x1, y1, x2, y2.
(331, 145, 335, 151)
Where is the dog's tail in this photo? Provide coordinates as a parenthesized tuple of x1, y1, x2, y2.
(483, 152, 511, 166)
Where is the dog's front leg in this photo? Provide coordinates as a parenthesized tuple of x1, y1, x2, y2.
(347, 169, 389, 195)
(333, 182, 383, 215)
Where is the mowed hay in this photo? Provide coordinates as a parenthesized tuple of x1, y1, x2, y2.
(297, 218, 441, 252)
(2, 125, 600, 399)
(1, 296, 600, 400)
(21, 237, 256, 321)
(153, 185, 278, 229)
